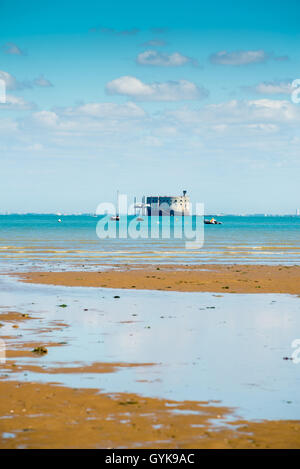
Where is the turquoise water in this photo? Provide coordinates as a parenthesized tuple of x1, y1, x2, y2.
(0, 214, 300, 271)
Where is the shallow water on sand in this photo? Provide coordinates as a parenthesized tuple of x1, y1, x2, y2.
(1, 276, 300, 421)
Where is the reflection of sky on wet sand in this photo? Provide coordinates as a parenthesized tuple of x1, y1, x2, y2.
(1, 276, 300, 421)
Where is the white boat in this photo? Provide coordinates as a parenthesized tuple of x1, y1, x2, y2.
(111, 191, 120, 221)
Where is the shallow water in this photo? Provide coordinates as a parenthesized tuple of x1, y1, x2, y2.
(1, 214, 300, 271)
(1, 276, 300, 421)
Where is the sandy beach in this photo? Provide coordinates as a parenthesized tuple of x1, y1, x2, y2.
(17, 264, 300, 294)
(1, 309, 299, 449)
(0, 267, 299, 448)
(1, 379, 300, 449)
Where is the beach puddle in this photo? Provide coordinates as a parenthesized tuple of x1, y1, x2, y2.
(0, 275, 300, 422)
(1, 432, 16, 439)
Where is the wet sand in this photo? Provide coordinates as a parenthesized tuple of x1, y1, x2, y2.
(1, 379, 300, 449)
(1, 272, 300, 448)
(1, 309, 299, 449)
(17, 264, 300, 294)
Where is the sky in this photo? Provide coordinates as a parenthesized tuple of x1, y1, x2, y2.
(1, 0, 300, 214)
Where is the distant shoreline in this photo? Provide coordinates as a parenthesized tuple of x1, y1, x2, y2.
(1, 213, 300, 216)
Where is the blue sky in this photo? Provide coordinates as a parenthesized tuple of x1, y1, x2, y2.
(1, 0, 300, 213)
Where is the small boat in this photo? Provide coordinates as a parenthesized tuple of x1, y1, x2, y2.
(111, 191, 120, 221)
(136, 217, 144, 221)
(204, 218, 222, 225)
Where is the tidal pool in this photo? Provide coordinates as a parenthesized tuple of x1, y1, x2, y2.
(1, 275, 300, 421)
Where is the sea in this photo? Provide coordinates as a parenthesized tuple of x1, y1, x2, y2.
(0, 214, 300, 271)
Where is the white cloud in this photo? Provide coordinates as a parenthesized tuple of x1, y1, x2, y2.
(136, 50, 194, 66)
(245, 123, 279, 132)
(0, 70, 53, 90)
(245, 99, 297, 121)
(0, 94, 35, 110)
(6, 91, 300, 169)
(31, 98, 300, 144)
(62, 101, 146, 118)
(251, 81, 293, 95)
(106, 76, 151, 98)
(30, 103, 147, 138)
(106, 76, 208, 101)
(33, 111, 59, 127)
(210, 50, 277, 65)
(0, 71, 20, 90)
(166, 99, 300, 129)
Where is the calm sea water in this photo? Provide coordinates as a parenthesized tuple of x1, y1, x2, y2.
(0, 214, 300, 271)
